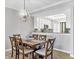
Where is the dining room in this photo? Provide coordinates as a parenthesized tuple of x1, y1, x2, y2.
(5, 0, 74, 59)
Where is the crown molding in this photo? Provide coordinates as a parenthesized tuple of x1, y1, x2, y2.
(31, 0, 72, 13)
(5, 0, 73, 13)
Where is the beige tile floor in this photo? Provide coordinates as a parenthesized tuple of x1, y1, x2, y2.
(5, 50, 73, 59)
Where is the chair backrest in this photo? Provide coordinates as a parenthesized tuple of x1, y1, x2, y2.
(9, 36, 16, 47)
(45, 38, 56, 56)
(39, 35, 47, 41)
(13, 34, 22, 44)
(13, 34, 21, 39)
(32, 34, 38, 40)
(15, 37, 23, 46)
(9, 35, 23, 47)
(38, 35, 47, 48)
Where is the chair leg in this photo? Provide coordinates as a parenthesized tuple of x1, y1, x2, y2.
(51, 52, 53, 59)
(36, 53, 39, 59)
(44, 57, 47, 59)
(31, 53, 33, 59)
(51, 54, 53, 59)
(23, 53, 24, 59)
(32, 52, 34, 59)
(17, 49, 19, 59)
(15, 46, 18, 59)
(23, 49, 24, 59)
(28, 53, 32, 59)
(11, 48, 13, 57)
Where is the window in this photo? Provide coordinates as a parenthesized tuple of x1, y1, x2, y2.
(34, 17, 52, 30)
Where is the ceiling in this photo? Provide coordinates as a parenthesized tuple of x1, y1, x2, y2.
(5, 0, 72, 13)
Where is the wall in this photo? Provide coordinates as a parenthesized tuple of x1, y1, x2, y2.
(16, 15, 34, 38)
(5, 8, 34, 49)
(5, 8, 18, 49)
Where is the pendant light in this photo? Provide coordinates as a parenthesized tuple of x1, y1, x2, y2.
(19, 0, 31, 22)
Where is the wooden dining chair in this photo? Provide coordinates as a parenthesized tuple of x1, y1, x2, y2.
(39, 35, 47, 41)
(13, 34, 23, 46)
(39, 35, 47, 48)
(15, 37, 34, 59)
(13, 34, 21, 39)
(9, 36, 16, 57)
(32, 34, 38, 40)
(35, 38, 56, 59)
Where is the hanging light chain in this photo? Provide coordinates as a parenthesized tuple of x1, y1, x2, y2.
(24, 0, 25, 9)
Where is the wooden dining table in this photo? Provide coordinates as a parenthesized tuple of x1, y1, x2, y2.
(22, 39, 45, 49)
(23, 39, 45, 59)
(16, 38, 45, 59)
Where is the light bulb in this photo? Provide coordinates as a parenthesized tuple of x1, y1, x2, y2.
(19, 9, 27, 17)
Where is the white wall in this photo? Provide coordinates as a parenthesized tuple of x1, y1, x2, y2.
(16, 15, 34, 38)
(5, 8, 18, 49)
(5, 8, 34, 49)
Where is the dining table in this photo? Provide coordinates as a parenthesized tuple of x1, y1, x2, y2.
(16, 38, 45, 59)
(23, 39, 45, 59)
(22, 39, 45, 48)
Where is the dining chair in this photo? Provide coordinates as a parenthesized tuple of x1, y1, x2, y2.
(39, 35, 47, 41)
(9, 36, 16, 57)
(13, 34, 21, 39)
(35, 38, 56, 59)
(32, 34, 38, 40)
(13, 34, 24, 46)
(39, 35, 47, 48)
(15, 37, 34, 59)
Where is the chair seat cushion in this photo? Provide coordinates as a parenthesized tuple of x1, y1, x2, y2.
(35, 48, 51, 56)
(19, 48, 33, 54)
(13, 47, 16, 50)
(13, 45, 33, 54)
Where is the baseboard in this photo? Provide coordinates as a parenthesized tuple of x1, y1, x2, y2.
(6, 48, 70, 54)
(53, 48, 74, 57)
(53, 48, 70, 54)
(5, 48, 11, 52)
(70, 54, 74, 57)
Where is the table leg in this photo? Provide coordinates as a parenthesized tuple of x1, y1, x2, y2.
(17, 48, 19, 59)
(15, 46, 17, 59)
(32, 52, 34, 59)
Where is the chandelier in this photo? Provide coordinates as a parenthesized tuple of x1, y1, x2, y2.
(19, 0, 32, 22)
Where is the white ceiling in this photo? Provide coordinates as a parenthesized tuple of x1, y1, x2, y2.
(5, 0, 72, 12)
